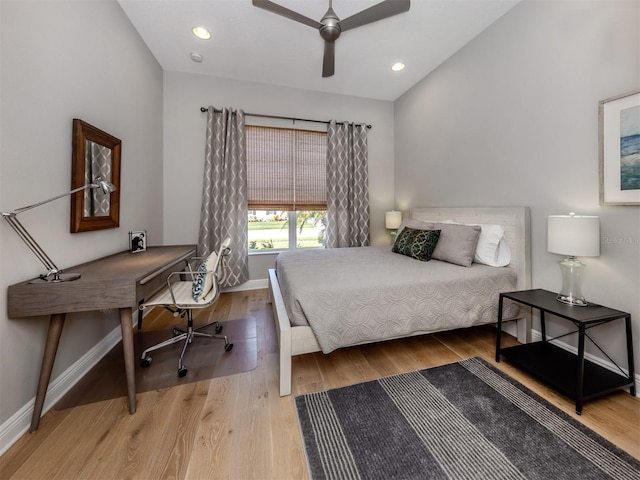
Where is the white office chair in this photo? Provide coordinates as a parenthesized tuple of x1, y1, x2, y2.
(139, 238, 233, 377)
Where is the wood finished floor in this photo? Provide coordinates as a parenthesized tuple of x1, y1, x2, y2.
(1, 289, 638, 479)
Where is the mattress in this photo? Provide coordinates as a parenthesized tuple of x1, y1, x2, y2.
(275, 246, 518, 353)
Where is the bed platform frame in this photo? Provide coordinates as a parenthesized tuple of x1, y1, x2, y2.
(268, 206, 532, 396)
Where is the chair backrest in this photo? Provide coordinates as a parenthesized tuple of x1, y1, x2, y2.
(192, 238, 232, 303)
(211, 237, 231, 286)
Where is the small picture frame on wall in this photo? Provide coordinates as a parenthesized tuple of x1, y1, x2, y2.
(129, 230, 147, 253)
(599, 90, 640, 205)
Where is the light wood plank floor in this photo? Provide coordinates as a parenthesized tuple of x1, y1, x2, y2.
(1, 289, 638, 479)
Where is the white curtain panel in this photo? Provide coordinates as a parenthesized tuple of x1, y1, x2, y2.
(198, 106, 249, 287)
(326, 120, 370, 248)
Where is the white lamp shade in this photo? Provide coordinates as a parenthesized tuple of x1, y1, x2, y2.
(385, 211, 402, 229)
(547, 214, 600, 257)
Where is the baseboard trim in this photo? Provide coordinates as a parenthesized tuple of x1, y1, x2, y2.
(223, 278, 269, 292)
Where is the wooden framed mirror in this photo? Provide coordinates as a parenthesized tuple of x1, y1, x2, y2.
(70, 119, 121, 233)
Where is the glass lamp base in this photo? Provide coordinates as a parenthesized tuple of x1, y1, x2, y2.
(556, 256, 588, 306)
(556, 293, 588, 306)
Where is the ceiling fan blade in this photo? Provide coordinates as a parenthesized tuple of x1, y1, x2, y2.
(322, 41, 335, 78)
(340, 0, 410, 32)
(252, 0, 322, 29)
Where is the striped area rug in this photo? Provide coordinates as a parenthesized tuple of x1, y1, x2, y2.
(295, 357, 639, 480)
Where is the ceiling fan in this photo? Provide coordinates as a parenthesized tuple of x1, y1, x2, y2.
(252, 0, 410, 78)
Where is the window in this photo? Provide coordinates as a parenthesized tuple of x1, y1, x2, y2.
(247, 126, 326, 251)
(248, 210, 325, 250)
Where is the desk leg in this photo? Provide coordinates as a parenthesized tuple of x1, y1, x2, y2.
(30, 313, 66, 432)
(119, 308, 137, 414)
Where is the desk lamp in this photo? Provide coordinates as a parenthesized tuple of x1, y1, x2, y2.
(547, 213, 600, 306)
(385, 210, 402, 243)
(2, 179, 116, 283)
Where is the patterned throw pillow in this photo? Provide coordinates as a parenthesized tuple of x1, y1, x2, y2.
(191, 261, 208, 301)
(392, 227, 441, 262)
(191, 252, 218, 301)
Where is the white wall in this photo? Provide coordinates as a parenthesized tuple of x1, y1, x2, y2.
(0, 0, 163, 430)
(162, 71, 395, 279)
(395, 1, 640, 373)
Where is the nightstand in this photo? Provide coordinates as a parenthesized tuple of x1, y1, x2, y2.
(495, 289, 635, 414)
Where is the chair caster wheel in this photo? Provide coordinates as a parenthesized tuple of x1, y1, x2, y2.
(215, 324, 223, 333)
(172, 328, 182, 336)
(178, 366, 188, 377)
(225, 343, 234, 352)
(140, 357, 152, 368)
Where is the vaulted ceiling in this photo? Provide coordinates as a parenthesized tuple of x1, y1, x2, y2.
(118, 0, 520, 101)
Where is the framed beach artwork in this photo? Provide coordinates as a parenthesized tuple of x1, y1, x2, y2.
(599, 90, 640, 205)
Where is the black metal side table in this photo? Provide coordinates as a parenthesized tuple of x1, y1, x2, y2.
(495, 288, 635, 414)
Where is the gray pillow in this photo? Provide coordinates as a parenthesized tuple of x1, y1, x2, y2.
(431, 222, 481, 267)
(396, 219, 435, 236)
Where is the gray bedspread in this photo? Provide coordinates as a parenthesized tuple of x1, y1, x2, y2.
(275, 246, 518, 353)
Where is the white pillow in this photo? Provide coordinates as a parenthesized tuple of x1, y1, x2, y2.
(473, 224, 511, 267)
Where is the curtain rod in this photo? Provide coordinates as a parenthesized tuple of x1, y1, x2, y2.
(199, 107, 372, 129)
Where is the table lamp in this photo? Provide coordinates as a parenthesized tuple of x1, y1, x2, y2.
(2, 179, 116, 283)
(385, 210, 402, 242)
(547, 213, 600, 306)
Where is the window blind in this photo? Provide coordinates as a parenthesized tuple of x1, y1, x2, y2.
(247, 125, 327, 211)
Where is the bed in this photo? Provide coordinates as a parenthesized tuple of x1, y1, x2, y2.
(268, 207, 531, 396)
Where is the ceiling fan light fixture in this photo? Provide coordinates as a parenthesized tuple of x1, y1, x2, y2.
(252, 0, 410, 78)
(192, 26, 211, 40)
(391, 62, 406, 72)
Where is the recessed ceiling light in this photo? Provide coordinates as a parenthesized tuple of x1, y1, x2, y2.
(192, 26, 211, 40)
(190, 52, 204, 63)
(391, 62, 406, 72)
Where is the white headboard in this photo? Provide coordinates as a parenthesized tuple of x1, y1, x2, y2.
(410, 207, 531, 292)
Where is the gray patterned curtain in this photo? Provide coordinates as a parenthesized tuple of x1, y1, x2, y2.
(198, 106, 249, 287)
(325, 120, 370, 248)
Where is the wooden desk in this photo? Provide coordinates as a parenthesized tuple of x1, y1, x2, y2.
(7, 244, 196, 431)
